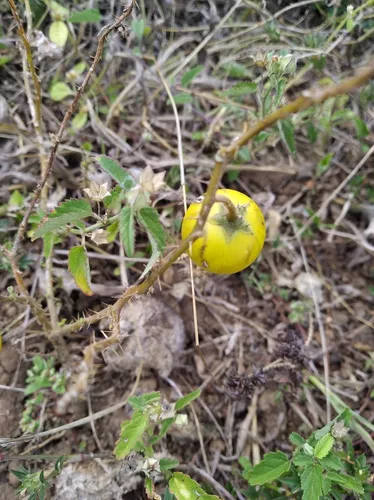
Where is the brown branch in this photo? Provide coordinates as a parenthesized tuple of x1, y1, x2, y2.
(11, 0, 136, 255)
(54, 60, 374, 343)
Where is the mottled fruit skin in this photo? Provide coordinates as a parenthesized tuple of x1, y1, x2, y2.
(181, 188, 266, 275)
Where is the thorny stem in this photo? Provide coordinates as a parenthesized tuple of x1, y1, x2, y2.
(28, 61, 374, 345)
(213, 195, 238, 222)
(10, 0, 136, 256)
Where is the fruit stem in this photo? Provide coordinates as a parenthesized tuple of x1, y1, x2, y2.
(214, 194, 238, 222)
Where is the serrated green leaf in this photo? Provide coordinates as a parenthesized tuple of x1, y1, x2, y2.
(181, 65, 204, 87)
(293, 454, 315, 467)
(222, 81, 257, 97)
(68, 8, 101, 23)
(278, 118, 296, 156)
(138, 207, 165, 251)
(314, 433, 334, 459)
(68, 246, 93, 296)
(119, 206, 135, 257)
(160, 458, 179, 472)
(170, 93, 193, 105)
(300, 464, 323, 500)
(289, 432, 305, 447)
(326, 472, 364, 495)
(114, 411, 148, 459)
(49, 81, 73, 102)
(32, 199, 92, 240)
(318, 454, 343, 471)
(128, 392, 161, 411)
(97, 156, 135, 190)
(169, 472, 220, 500)
(49, 21, 69, 47)
(247, 451, 290, 485)
(322, 477, 331, 495)
(316, 153, 334, 176)
(175, 388, 201, 411)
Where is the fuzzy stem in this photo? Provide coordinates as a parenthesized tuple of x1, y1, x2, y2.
(214, 194, 238, 222)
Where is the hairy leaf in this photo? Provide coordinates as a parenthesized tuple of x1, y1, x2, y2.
(97, 156, 135, 190)
(160, 458, 179, 472)
(128, 392, 161, 411)
(68, 246, 93, 296)
(137, 207, 165, 251)
(169, 472, 220, 500)
(119, 206, 135, 257)
(114, 411, 148, 459)
(246, 451, 290, 485)
(314, 433, 335, 460)
(175, 389, 201, 411)
(300, 464, 323, 500)
(222, 81, 257, 97)
(326, 471, 364, 495)
(32, 199, 92, 240)
(278, 118, 296, 156)
(289, 432, 305, 447)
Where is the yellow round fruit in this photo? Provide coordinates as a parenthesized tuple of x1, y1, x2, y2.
(181, 188, 266, 275)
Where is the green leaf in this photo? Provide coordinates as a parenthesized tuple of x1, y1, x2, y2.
(169, 472, 220, 500)
(246, 451, 291, 485)
(306, 122, 318, 144)
(137, 207, 165, 251)
(32, 199, 92, 240)
(221, 62, 251, 78)
(114, 411, 149, 459)
(68, 8, 101, 23)
(138, 234, 160, 280)
(326, 472, 364, 495)
(149, 417, 175, 445)
(128, 392, 161, 411)
(278, 119, 296, 156)
(43, 233, 55, 259)
(316, 153, 334, 177)
(49, 82, 73, 102)
(49, 21, 68, 47)
(318, 454, 343, 471)
(222, 81, 257, 97)
(175, 388, 201, 411)
(293, 454, 315, 467)
(289, 432, 305, 447)
(24, 378, 52, 395)
(354, 117, 369, 139)
(163, 487, 175, 500)
(160, 458, 179, 472)
(132, 18, 145, 41)
(50, 1, 69, 20)
(119, 206, 135, 257)
(181, 65, 204, 87)
(68, 246, 93, 296)
(97, 156, 135, 190)
(300, 464, 323, 500)
(169, 93, 193, 105)
(322, 477, 331, 495)
(314, 433, 334, 459)
(71, 111, 88, 131)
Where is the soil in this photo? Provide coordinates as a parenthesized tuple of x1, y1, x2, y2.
(1, 0, 374, 498)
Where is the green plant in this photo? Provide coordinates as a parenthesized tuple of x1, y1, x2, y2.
(20, 355, 66, 433)
(241, 408, 374, 500)
(11, 457, 65, 500)
(113, 389, 220, 499)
